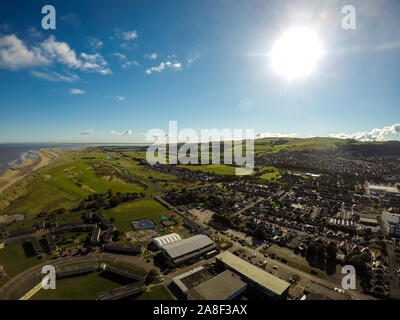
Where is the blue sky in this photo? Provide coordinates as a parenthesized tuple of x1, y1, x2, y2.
(0, 0, 399, 143)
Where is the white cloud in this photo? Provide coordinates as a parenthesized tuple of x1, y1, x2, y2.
(110, 129, 132, 136)
(81, 129, 93, 135)
(145, 60, 182, 74)
(256, 132, 297, 138)
(0, 34, 112, 75)
(30, 70, 79, 82)
(116, 96, 125, 101)
(329, 124, 400, 141)
(0, 34, 49, 69)
(144, 53, 157, 59)
(122, 60, 139, 69)
(122, 30, 138, 41)
(70, 88, 85, 95)
(41, 35, 81, 68)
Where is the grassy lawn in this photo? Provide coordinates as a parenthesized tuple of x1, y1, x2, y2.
(0, 244, 45, 279)
(135, 285, 174, 300)
(32, 271, 121, 300)
(102, 198, 168, 232)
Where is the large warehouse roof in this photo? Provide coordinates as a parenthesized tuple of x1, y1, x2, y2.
(162, 234, 214, 260)
(187, 270, 247, 300)
(152, 233, 182, 249)
(216, 251, 290, 296)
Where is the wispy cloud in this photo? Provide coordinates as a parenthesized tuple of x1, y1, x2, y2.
(70, 88, 85, 95)
(81, 129, 93, 135)
(114, 52, 126, 60)
(122, 30, 138, 41)
(145, 60, 182, 75)
(122, 60, 139, 69)
(88, 37, 103, 50)
(255, 132, 297, 138)
(144, 53, 157, 59)
(110, 129, 132, 135)
(329, 124, 400, 141)
(30, 70, 79, 82)
(116, 96, 125, 101)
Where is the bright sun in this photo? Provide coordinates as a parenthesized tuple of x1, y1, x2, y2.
(270, 27, 323, 80)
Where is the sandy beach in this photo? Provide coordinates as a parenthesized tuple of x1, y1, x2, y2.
(0, 148, 61, 195)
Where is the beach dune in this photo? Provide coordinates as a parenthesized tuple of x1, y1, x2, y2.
(0, 148, 61, 195)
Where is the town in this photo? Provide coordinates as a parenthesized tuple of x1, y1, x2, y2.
(0, 139, 399, 300)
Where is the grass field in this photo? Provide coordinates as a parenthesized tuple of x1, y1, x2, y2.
(259, 166, 281, 181)
(32, 271, 122, 300)
(102, 198, 168, 232)
(135, 284, 174, 300)
(0, 244, 45, 279)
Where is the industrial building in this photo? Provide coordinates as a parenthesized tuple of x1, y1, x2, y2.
(152, 233, 182, 249)
(161, 234, 216, 264)
(172, 266, 247, 300)
(215, 251, 290, 299)
(382, 211, 400, 237)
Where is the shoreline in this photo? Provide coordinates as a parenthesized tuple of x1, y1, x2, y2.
(0, 148, 62, 195)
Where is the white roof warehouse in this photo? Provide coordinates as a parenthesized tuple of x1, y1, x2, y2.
(162, 234, 216, 264)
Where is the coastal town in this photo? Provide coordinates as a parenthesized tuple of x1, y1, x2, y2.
(0, 140, 399, 301)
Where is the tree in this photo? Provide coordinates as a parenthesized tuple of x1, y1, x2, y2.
(146, 269, 158, 284)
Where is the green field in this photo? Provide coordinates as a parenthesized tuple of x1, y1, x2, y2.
(102, 198, 168, 232)
(32, 271, 122, 300)
(0, 244, 45, 279)
(135, 284, 174, 300)
(259, 166, 281, 181)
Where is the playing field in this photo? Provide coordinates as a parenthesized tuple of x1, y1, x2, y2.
(32, 271, 122, 300)
(0, 244, 45, 279)
(135, 284, 174, 300)
(102, 198, 168, 232)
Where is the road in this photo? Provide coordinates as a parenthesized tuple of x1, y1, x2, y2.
(386, 241, 400, 299)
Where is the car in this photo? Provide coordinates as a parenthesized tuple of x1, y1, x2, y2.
(273, 265, 278, 270)
(334, 287, 344, 294)
(264, 253, 269, 257)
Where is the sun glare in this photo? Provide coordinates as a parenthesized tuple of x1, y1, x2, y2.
(270, 27, 324, 80)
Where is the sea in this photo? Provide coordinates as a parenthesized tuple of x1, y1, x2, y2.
(0, 143, 149, 176)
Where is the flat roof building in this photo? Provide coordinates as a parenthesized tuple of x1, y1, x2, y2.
(186, 270, 247, 300)
(382, 211, 400, 237)
(162, 234, 216, 264)
(215, 251, 290, 299)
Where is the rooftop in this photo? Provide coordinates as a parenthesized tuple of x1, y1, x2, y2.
(216, 251, 290, 296)
(186, 270, 247, 300)
(162, 234, 214, 259)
